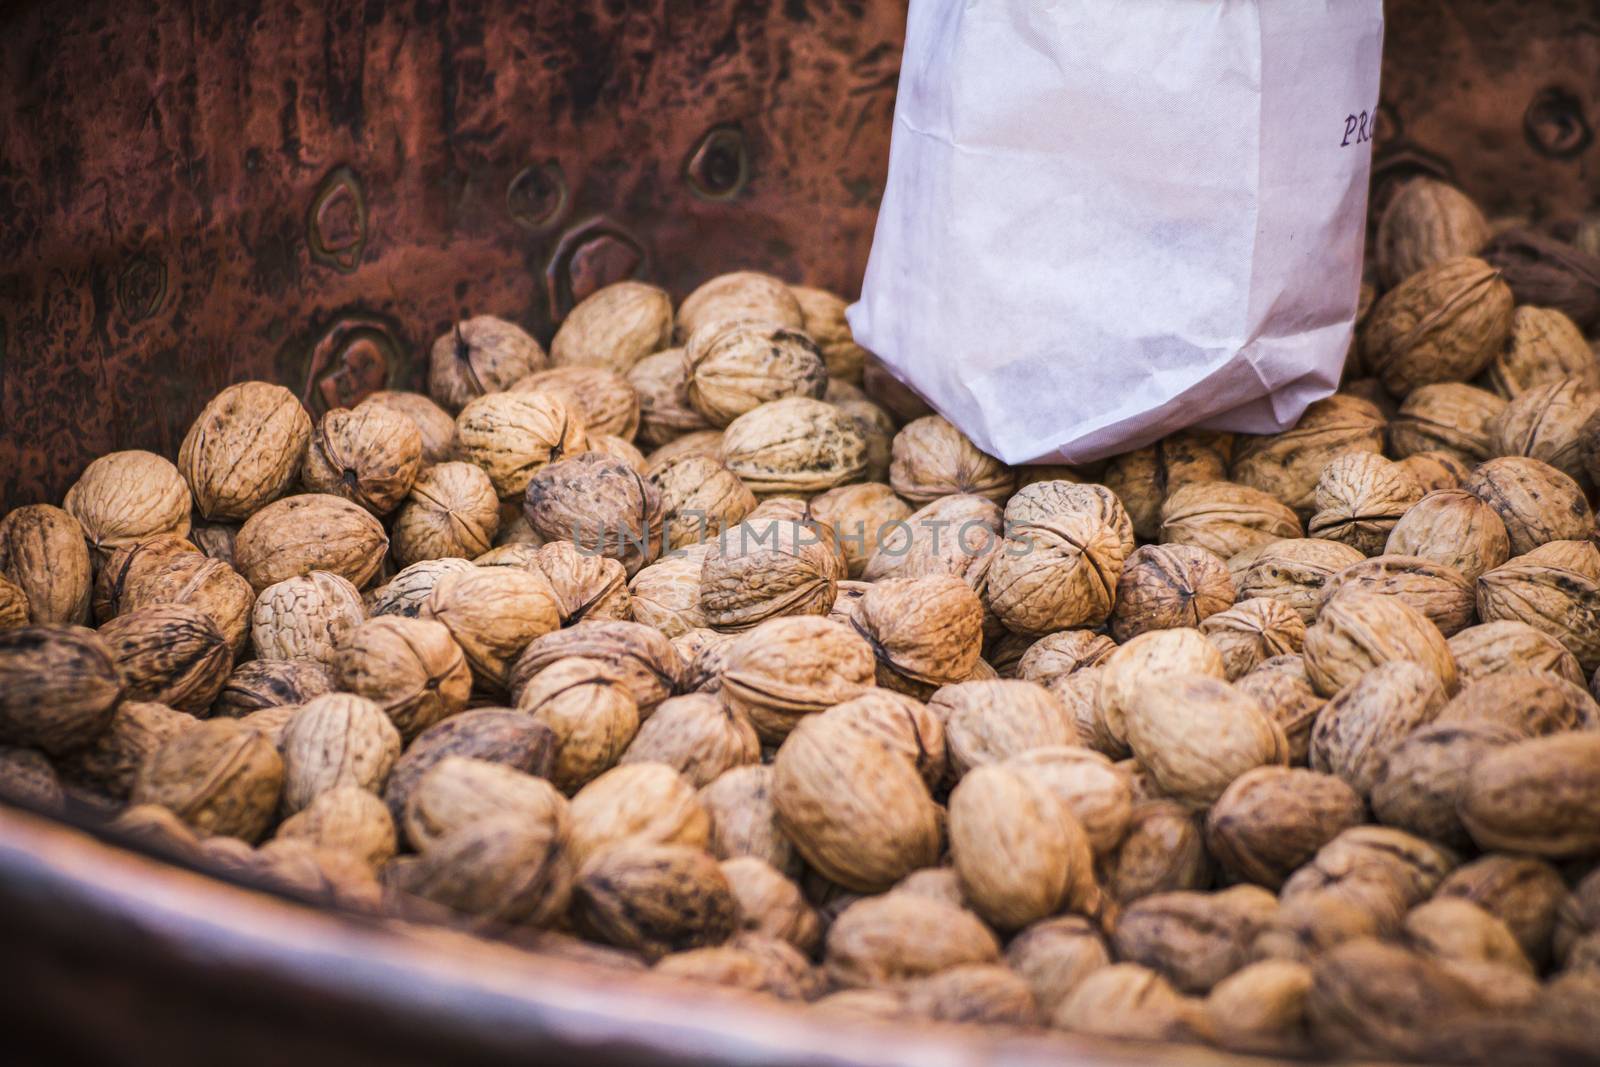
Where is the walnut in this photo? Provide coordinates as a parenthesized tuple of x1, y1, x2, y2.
(1113, 885, 1278, 994)
(1390, 383, 1505, 463)
(0, 577, 27, 630)
(1465, 456, 1593, 557)
(676, 271, 803, 342)
(1319, 554, 1476, 636)
(97, 538, 255, 657)
(424, 565, 561, 693)
(654, 937, 821, 1001)
(551, 281, 673, 373)
(1200, 597, 1306, 679)
(63, 450, 191, 562)
(249, 571, 363, 669)
(889, 415, 1014, 505)
(455, 390, 588, 500)
(1015, 630, 1116, 687)
(333, 616, 470, 742)
(0, 625, 122, 755)
(56, 699, 190, 802)
(1476, 540, 1600, 672)
(1306, 452, 1423, 555)
(0, 507, 90, 627)
(772, 713, 939, 893)
(1103, 431, 1231, 541)
(673, 627, 733, 692)
(721, 396, 868, 495)
(619, 693, 758, 787)
(1204, 959, 1314, 1057)
(567, 761, 709, 865)
(1374, 177, 1490, 288)
(587, 433, 648, 475)
(699, 518, 842, 631)
(1459, 732, 1600, 857)
(390, 462, 501, 565)
(1491, 377, 1600, 491)
(850, 576, 983, 697)
(131, 718, 283, 842)
(1362, 256, 1515, 394)
(234, 494, 387, 592)
(402, 755, 567, 853)
(649, 456, 755, 551)
(279, 693, 400, 815)
(1437, 855, 1570, 968)
(1235, 656, 1324, 764)
(427, 315, 545, 414)
(984, 489, 1129, 637)
(1005, 746, 1132, 858)
(933, 679, 1077, 781)
(178, 381, 312, 521)
(832, 394, 896, 483)
(299, 404, 422, 517)
(520, 541, 628, 625)
(1488, 305, 1599, 399)
(791, 284, 868, 384)
(1303, 590, 1458, 697)
(1098, 628, 1226, 754)
(390, 812, 571, 928)
(1230, 395, 1386, 512)
(683, 320, 826, 428)
(381, 708, 555, 826)
(0, 747, 62, 810)
(820, 691, 946, 791)
(1106, 800, 1212, 904)
(1312, 660, 1448, 799)
(239, 706, 297, 750)
(1280, 826, 1459, 935)
(823, 892, 1000, 989)
(523, 452, 662, 576)
(627, 545, 710, 638)
(1052, 963, 1206, 1042)
(1439, 669, 1598, 736)
(862, 493, 1001, 587)
(354, 390, 457, 466)
(1405, 898, 1534, 980)
(1368, 721, 1523, 850)
(508, 656, 637, 792)
(1111, 544, 1234, 642)
(1005, 915, 1111, 1019)
(1447, 619, 1586, 686)
(1395, 450, 1473, 492)
(805, 483, 911, 579)
(511, 620, 682, 715)
(628, 349, 711, 448)
(898, 964, 1038, 1026)
(1384, 488, 1510, 583)
(700, 764, 799, 878)
(721, 856, 821, 953)
(1232, 537, 1366, 624)
(275, 785, 396, 870)
(570, 841, 738, 961)
(1157, 481, 1302, 560)
(1305, 939, 1487, 1061)
(716, 616, 874, 744)
(366, 558, 476, 619)
(98, 603, 229, 713)
(1205, 766, 1364, 889)
(1123, 673, 1287, 808)
(514, 365, 640, 441)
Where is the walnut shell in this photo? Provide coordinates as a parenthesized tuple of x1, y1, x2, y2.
(700, 764, 799, 878)
(1395, 449, 1474, 492)
(551, 281, 673, 374)
(0, 625, 123, 755)
(1303, 591, 1458, 698)
(1005, 746, 1132, 858)
(0, 504, 91, 624)
(1305, 939, 1487, 1061)
(1307, 452, 1423, 555)
(1385, 488, 1511, 582)
(1459, 732, 1600, 857)
(391, 812, 572, 928)
(1438, 855, 1569, 967)
(1464, 456, 1593, 557)
(1052, 964, 1205, 1043)
(721, 396, 868, 495)
(1233, 538, 1367, 624)
(1487, 305, 1599, 399)
(1252, 892, 1384, 964)
(427, 315, 545, 414)
(366, 558, 477, 618)
(1205, 766, 1364, 889)
(676, 271, 803, 342)
(0, 746, 63, 811)
(1438, 669, 1599, 735)
(629, 349, 712, 449)
(515, 365, 641, 442)
(1103, 431, 1231, 541)
(1362, 256, 1515, 395)
(1446, 619, 1586, 686)
(683, 320, 827, 428)
(861, 493, 1002, 587)
(699, 518, 842, 631)
(1375, 177, 1491, 288)
(131, 718, 283, 842)
(391, 462, 501, 565)
(354, 390, 457, 466)
(899, 964, 1038, 1026)
(1111, 544, 1234, 642)
(1235, 656, 1324, 765)
(851, 576, 983, 696)
(234, 494, 387, 593)
(381, 708, 556, 826)
(1204, 959, 1314, 1057)
(1405, 897, 1533, 978)
(934, 679, 1077, 781)
(517, 540, 630, 625)
(511, 656, 638, 792)
(279, 693, 400, 815)
(648, 456, 755, 552)
(455, 390, 588, 501)
(1123, 674, 1287, 808)
(772, 713, 939, 893)
(58, 699, 192, 802)
(334, 616, 470, 742)
(1319, 554, 1476, 636)
(1157, 481, 1303, 560)
(98, 603, 229, 713)
(523, 452, 662, 576)
(98, 540, 255, 658)
(573, 842, 737, 961)
(1113, 885, 1278, 994)
(402, 755, 567, 853)
(832, 394, 896, 483)
(1098, 628, 1226, 753)
(889, 415, 1014, 505)
(985, 489, 1129, 637)
(251, 571, 364, 668)
(1199, 598, 1306, 679)
(275, 785, 396, 870)
(510, 620, 682, 715)
(212, 659, 334, 719)
(1230, 395, 1386, 513)
(1311, 660, 1449, 798)
(1107, 800, 1212, 904)
(1280, 826, 1459, 934)
(567, 762, 709, 865)
(806, 483, 912, 579)
(823, 892, 1000, 990)
(300, 405, 422, 516)
(718, 616, 874, 744)
(721, 856, 822, 953)
(627, 546, 710, 639)
(1369, 721, 1522, 850)
(424, 565, 561, 693)
(791, 284, 868, 385)
(654, 937, 822, 1002)
(1005, 915, 1111, 1019)
(1476, 539, 1600, 672)
(63, 450, 191, 562)
(619, 693, 758, 787)
(1491, 377, 1600, 490)
(0, 576, 28, 630)
(179, 381, 313, 521)
(1015, 630, 1117, 687)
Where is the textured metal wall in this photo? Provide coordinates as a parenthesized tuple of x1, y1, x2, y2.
(2, 0, 1598, 507)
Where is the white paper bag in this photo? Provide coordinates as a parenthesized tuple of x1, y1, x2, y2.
(849, 0, 1386, 465)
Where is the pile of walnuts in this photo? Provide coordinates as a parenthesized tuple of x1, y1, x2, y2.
(2, 198, 1600, 1064)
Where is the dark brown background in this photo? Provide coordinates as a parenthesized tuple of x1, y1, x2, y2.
(2, 0, 1598, 508)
